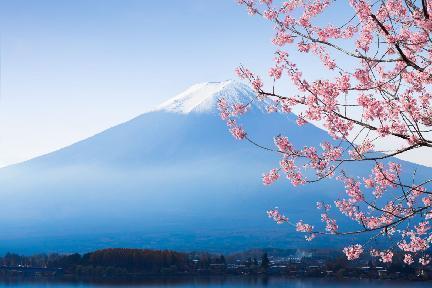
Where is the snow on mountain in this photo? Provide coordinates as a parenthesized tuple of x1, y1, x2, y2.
(155, 80, 262, 114)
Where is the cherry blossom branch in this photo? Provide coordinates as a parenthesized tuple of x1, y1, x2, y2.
(227, 0, 432, 264)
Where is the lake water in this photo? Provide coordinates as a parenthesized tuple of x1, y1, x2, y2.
(0, 278, 428, 288)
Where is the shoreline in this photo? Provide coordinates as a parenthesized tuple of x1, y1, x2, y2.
(0, 273, 429, 284)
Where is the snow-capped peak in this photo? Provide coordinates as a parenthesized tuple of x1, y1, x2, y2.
(155, 80, 260, 114)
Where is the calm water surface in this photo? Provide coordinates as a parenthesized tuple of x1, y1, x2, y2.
(0, 278, 428, 288)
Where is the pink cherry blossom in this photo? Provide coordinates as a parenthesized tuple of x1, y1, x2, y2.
(262, 168, 279, 185)
(296, 220, 313, 233)
(419, 255, 431, 266)
(379, 250, 393, 263)
(343, 244, 363, 260)
(229, 125, 247, 140)
(267, 208, 288, 224)
(403, 254, 414, 265)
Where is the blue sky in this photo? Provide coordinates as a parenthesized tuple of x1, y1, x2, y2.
(0, 0, 279, 166)
(1, 0, 428, 168)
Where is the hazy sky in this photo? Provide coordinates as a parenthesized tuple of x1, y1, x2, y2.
(0, 0, 277, 167)
(1, 0, 430, 168)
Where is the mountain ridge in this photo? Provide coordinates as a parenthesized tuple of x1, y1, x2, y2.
(0, 80, 428, 254)
(4, 80, 259, 170)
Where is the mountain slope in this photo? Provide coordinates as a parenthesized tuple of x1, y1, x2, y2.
(0, 80, 427, 254)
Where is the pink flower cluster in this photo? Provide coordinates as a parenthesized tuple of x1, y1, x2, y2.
(267, 208, 288, 224)
(217, 98, 248, 140)
(370, 250, 394, 263)
(343, 244, 363, 260)
(295, 220, 313, 233)
(321, 213, 338, 234)
(262, 168, 279, 185)
(404, 254, 414, 265)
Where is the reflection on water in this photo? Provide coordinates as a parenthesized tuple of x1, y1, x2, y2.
(0, 277, 427, 288)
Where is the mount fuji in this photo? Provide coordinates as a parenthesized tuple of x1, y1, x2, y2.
(0, 80, 428, 254)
